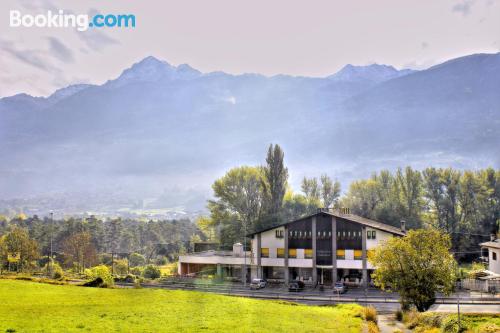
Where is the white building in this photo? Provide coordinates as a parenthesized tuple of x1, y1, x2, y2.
(178, 209, 405, 287)
(480, 237, 500, 275)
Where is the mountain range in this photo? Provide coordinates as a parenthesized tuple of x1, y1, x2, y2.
(1, 53, 499, 216)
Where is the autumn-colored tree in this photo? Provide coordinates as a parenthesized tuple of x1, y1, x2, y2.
(0, 226, 39, 272)
(61, 231, 97, 273)
(370, 229, 456, 311)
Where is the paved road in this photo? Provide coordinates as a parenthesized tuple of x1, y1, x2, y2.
(429, 303, 500, 313)
(117, 279, 500, 314)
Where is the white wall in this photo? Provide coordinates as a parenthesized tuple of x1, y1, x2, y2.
(179, 254, 247, 265)
(488, 248, 500, 274)
(260, 227, 285, 251)
(366, 228, 393, 249)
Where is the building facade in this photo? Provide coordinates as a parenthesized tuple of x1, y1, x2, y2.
(480, 238, 500, 275)
(178, 209, 405, 287)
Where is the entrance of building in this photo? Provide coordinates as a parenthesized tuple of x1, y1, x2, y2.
(317, 267, 332, 285)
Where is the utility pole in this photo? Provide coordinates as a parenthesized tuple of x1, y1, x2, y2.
(49, 212, 54, 276)
(243, 220, 247, 287)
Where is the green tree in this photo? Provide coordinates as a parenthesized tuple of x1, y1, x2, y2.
(0, 227, 39, 271)
(320, 174, 341, 208)
(395, 167, 423, 229)
(282, 190, 319, 221)
(129, 252, 146, 267)
(370, 229, 456, 311)
(208, 166, 267, 247)
(301, 177, 320, 203)
(262, 144, 289, 224)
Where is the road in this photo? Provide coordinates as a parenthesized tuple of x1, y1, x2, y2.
(117, 279, 500, 313)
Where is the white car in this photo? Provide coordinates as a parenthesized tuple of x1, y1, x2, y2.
(250, 278, 267, 289)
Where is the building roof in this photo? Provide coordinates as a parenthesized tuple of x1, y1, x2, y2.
(248, 210, 406, 237)
(480, 240, 500, 249)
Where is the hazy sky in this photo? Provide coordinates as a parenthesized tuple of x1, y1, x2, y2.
(1, 0, 499, 97)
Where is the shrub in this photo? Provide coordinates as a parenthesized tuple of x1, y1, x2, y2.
(477, 323, 500, 333)
(52, 262, 64, 280)
(440, 316, 467, 333)
(395, 310, 403, 322)
(130, 266, 144, 276)
(142, 265, 161, 279)
(367, 321, 380, 333)
(129, 253, 146, 267)
(43, 261, 64, 279)
(364, 306, 378, 323)
(113, 259, 128, 275)
(84, 265, 113, 286)
(403, 309, 422, 329)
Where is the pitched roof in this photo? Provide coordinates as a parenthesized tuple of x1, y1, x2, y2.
(248, 210, 405, 236)
(480, 241, 500, 249)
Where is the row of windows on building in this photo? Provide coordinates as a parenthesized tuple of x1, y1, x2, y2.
(275, 229, 376, 240)
(260, 248, 371, 260)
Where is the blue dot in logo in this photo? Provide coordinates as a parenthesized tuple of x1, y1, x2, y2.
(89, 22, 93, 27)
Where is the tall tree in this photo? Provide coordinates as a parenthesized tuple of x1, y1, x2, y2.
(395, 167, 423, 229)
(61, 231, 97, 273)
(301, 177, 320, 203)
(320, 174, 341, 208)
(208, 166, 267, 247)
(263, 144, 288, 223)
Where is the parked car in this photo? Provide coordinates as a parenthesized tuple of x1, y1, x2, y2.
(250, 278, 267, 290)
(288, 280, 305, 292)
(333, 282, 347, 294)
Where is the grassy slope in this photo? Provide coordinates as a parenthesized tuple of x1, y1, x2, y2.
(0, 280, 363, 333)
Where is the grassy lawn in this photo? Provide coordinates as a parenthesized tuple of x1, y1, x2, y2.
(0, 280, 364, 333)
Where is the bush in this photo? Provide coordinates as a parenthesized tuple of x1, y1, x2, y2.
(130, 266, 144, 276)
(367, 321, 380, 333)
(43, 261, 64, 279)
(440, 316, 466, 333)
(477, 323, 500, 333)
(395, 310, 403, 322)
(142, 265, 161, 279)
(84, 265, 113, 286)
(364, 306, 378, 323)
(403, 309, 422, 329)
(113, 259, 128, 275)
(129, 253, 146, 267)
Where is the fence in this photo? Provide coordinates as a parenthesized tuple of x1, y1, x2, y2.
(461, 278, 500, 293)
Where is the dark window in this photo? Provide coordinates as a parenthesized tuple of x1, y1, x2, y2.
(372, 231, 376, 239)
(493, 252, 497, 261)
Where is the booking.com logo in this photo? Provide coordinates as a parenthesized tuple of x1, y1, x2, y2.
(9, 10, 136, 31)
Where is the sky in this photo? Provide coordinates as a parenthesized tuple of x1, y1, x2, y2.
(1, 0, 499, 97)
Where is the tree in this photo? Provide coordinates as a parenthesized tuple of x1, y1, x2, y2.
(301, 177, 320, 203)
(263, 144, 288, 223)
(320, 174, 341, 208)
(395, 167, 423, 229)
(208, 166, 267, 247)
(0, 227, 39, 271)
(129, 252, 146, 267)
(282, 191, 319, 221)
(61, 231, 97, 273)
(369, 229, 456, 311)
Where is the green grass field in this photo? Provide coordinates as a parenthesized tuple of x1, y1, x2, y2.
(0, 280, 364, 333)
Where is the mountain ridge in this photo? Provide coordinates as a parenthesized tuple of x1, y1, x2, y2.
(0, 52, 498, 215)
